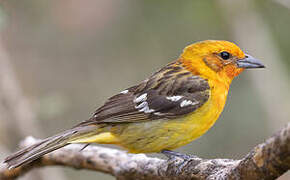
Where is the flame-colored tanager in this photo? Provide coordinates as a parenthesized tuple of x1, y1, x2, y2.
(4, 40, 265, 168)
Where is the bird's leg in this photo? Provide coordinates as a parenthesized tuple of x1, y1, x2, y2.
(161, 149, 199, 159)
(161, 150, 199, 174)
(79, 143, 91, 152)
(161, 149, 193, 159)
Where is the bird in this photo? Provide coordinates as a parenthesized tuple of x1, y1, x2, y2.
(4, 40, 265, 169)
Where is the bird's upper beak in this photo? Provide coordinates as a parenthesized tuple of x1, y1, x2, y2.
(236, 54, 265, 69)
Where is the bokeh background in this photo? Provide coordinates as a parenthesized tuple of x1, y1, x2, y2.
(0, 0, 289, 179)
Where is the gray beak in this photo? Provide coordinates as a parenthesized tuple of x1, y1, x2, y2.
(236, 54, 265, 69)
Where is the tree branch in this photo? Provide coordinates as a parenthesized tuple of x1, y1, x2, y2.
(1, 123, 289, 180)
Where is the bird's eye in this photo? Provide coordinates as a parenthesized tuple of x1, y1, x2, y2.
(220, 51, 231, 60)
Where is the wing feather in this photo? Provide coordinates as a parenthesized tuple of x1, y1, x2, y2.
(78, 62, 210, 126)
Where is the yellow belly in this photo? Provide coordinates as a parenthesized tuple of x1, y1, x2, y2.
(112, 93, 226, 153)
(112, 86, 228, 152)
(70, 81, 229, 153)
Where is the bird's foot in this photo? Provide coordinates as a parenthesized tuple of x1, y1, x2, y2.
(161, 150, 200, 174)
(79, 143, 91, 152)
(161, 149, 198, 159)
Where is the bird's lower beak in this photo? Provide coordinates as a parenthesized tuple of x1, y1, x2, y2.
(236, 54, 265, 69)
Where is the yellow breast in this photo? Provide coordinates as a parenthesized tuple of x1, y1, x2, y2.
(158, 79, 229, 150)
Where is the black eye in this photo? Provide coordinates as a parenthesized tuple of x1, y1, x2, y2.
(220, 51, 231, 60)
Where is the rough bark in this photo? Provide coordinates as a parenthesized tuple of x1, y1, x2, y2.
(1, 123, 289, 180)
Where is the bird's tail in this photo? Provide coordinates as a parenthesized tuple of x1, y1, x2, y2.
(3, 125, 97, 169)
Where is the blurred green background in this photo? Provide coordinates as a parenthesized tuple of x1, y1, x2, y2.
(0, 0, 289, 179)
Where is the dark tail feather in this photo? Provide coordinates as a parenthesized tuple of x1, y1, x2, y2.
(4, 126, 95, 169)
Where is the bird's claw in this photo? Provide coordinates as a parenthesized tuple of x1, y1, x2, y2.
(161, 149, 196, 159)
(161, 150, 199, 174)
(79, 143, 91, 152)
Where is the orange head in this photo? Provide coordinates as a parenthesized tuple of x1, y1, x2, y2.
(179, 40, 264, 84)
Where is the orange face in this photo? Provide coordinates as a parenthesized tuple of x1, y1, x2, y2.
(179, 40, 264, 83)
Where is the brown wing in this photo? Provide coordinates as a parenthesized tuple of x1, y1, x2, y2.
(79, 61, 210, 125)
